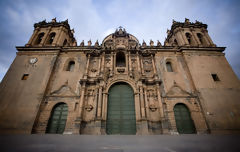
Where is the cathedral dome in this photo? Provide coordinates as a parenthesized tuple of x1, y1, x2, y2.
(102, 27, 139, 50)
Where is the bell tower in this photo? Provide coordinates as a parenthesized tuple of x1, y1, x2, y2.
(164, 18, 216, 47)
(26, 18, 77, 47)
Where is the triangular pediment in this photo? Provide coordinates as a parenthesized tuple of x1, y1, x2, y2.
(50, 84, 78, 96)
(166, 83, 191, 97)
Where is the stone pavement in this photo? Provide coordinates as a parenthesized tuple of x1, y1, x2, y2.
(0, 135, 240, 152)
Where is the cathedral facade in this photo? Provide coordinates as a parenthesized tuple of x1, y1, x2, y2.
(0, 18, 240, 135)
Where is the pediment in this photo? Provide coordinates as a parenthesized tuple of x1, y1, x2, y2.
(50, 85, 78, 96)
(166, 83, 191, 97)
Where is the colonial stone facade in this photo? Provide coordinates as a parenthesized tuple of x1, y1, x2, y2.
(0, 18, 240, 135)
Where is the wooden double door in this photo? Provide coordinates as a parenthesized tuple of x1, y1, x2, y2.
(107, 83, 136, 135)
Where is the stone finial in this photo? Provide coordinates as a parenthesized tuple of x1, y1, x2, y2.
(142, 40, 146, 47)
(52, 17, 56, 23)
(150, 39, 154, 46)
(71, 29, 75, 34)
(157, 40, 162, 47)
(172, 19, 176, 24)
(95, 40, 99, 47)
(185, 18, 190, 24)
(167, 29, 170, 35)
(88, 40, 92, 46)
(80, 40, 84, 46)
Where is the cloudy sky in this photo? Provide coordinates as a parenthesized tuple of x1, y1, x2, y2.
(0, 0, 239, 81)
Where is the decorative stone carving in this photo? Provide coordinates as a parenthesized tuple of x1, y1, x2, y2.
(85, 104, 93, 112)
(117, 67, 125, 73)
(88, 40, 92, 46)
(80, 40, 84, 46)
(150, 39, 154, 46)
(157, 40, 162, 47)
(149, 104, 157, 112)
(29, 57, 38, 64)
(87, 89, 94, 96)
(95, 40, 99, 47)
(142, 40, 146, 47)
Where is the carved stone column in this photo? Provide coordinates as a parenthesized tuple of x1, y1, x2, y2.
(126, 53, 129, 73)
(151, 54, 157, 77)
(191, 31, 200, 46)
(77, 81, 86, 121)
(26, 27, 40, 46)
(41, 26, 52, 46)
(100, 52, 105, 76)
(134, 92, 141, 121)
(54, 26, 64, 46)
(97, 56, 101, 76)
(129, 52, 132, 77)
(180, 29, 189, 45)
(156, 83, 164, 117)
(110, 52, 114, 76)
(84, 54, 90, 78)
(203, 30, 215, 46)
(136, 52, 141, 74)
(139, 85, 146, 119)
(102, 92, 108, 121)
(143, 86, 149, 118)
(97, 85, 103, 119)
(140, 56, 144, 75)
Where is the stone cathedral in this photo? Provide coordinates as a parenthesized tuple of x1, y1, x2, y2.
(0, 18, 240, 135)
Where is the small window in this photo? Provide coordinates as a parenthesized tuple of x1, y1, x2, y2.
(197, 33, 203, 44)
(66, 61, 75, 71)
(21, 74, 29, 80)
(166, 62, 173, 72)
(211, 74, 220, 81)
(48, 32, 56, 44)
(116, 52, 126, 67)
(174, 39, 178, 45)
(63, 39, 68, 46)
(35, 32, 44, 45)
(185, 33, 192, 44)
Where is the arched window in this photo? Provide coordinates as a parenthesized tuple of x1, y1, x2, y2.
(116, 52, 126, 67)
(166, 61, 173, 72)
(48, 32, 56, 44)
(174, 103, 196, 134)
(197, 33, 203, 44)
(63, 39, 68, 46)
(46, 103, 68, 134)
(174, 39, 178, 46)
(35, 32, 44, 45)
(185, 33, 192, 45)
(66, 61, 75, 71)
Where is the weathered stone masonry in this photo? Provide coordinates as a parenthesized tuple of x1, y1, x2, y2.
(0, 18, 240, 134)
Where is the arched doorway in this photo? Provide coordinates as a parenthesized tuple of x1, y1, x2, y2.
(107, 82, 136, 134)
(46, 103, 68, 134)
(174, 103, 196, 134)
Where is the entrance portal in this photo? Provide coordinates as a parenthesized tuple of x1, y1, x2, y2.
(174, 103, 196, 134)
(107, 82, 136, 135)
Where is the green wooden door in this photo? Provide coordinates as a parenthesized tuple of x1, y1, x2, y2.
(174, 104, 196, 134)
(107, 83, 136, 135)
(46, 103, 68, 134)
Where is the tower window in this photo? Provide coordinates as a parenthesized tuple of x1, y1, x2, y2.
(116, 52, 126, 67)
(21, 74, 29, 80)
(174, 39, 178, 45)
(66, 61, 75, 71)
(211, 74, 220, 81)
(63, 39, 68, 46)
(48, 32, 56, 44)
(197, 33, 203, 44)
(185, 33, 192, 44)
(35, 32, 44, 45)
(166, 62, 173, 72)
